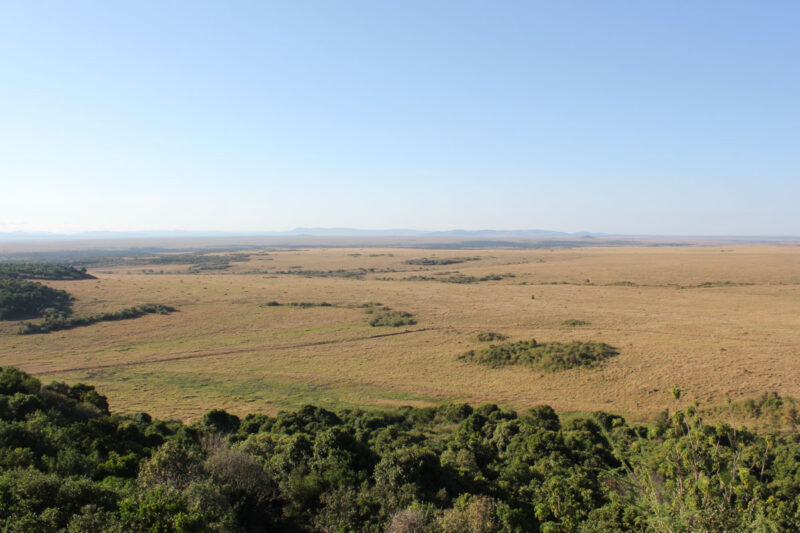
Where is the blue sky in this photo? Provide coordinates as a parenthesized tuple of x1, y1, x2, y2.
(1, 1, 798, 235)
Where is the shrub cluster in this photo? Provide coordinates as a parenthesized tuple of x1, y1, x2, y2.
(562, 319, 591, 327)
(0, 263, 95, 280)
(0, 366, 798, 532)
(459, 339, 618, 371)
(275, 268, 368, 279)
(476, 331, 508, 342)
(18, 304, 177, 335)
(0, 278, 73, 320)
(404, 257, 480, 266)
(260, 301, 334, 308)
(366, 307, 417, 327)
(404, 273, 515, 284)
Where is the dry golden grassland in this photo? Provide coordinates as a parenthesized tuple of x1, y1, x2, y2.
(2, 245, 800, 423)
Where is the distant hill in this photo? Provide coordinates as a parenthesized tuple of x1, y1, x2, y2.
(1, 228, 798, 245)
(0, 228, 583, 241)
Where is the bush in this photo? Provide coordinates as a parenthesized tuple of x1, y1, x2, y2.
(476, 331, 508, 342)
(369, 309, 417, 327)
(404, 257, 480, 266)
(459, 339, 618, 371)
(0, 279, 73, 320)
(562, 319, 590, 327)
(0, 263, 95, 280)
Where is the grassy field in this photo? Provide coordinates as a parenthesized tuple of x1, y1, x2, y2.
(2, 244, 800, 423)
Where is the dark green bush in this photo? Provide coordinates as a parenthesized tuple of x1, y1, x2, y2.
(0, 279, 73, 320)
(459, 339, 618, 371)
(368, 309, 416, 327)
(0, 263, 95, 280)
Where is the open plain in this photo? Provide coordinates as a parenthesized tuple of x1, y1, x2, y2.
(2, 244, 800, 423)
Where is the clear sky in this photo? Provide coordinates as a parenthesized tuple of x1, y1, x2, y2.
(1, 1, 798, 235)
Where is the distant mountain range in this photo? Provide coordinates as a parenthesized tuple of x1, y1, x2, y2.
(0, 228, 600, 242)
(0, 229, 796, 244)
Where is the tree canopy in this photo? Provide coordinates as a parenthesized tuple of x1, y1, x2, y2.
(0, 366, 797, 532)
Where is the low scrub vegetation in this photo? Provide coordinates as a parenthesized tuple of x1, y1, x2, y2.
(404, 256, 480, 265)
(0, 279, 73, 320)
(0, 263, 95, 280)
(0, 366, 798, 532)
(459, 339, 618, 371)
(403, 273, 515, 284)
(146, 252, 250, 266)
(275, 268, 368, 279)
(562, 318, 591, 327)
(365, 306, 417, 327)
(18, 304, 177, 334)
(476, 331, 508, 342)
(260, 301, 334, 308)
(702, 391, 800, 432)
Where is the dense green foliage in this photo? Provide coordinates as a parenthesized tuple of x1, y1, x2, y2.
(0, 279, 73, 320)
(0, 263, 95, 281)
(460, 339, 618, 371)
(0, 366, 798, 532)
(404, 257, 480, 266)
(18, 304, 177, 335)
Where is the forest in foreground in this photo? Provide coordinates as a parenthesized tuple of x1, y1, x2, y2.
(0, 366, 798, 533)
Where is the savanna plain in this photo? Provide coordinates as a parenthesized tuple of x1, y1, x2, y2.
(3, 244, 799, 425)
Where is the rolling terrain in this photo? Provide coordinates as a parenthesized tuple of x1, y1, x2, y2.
(2, 244, 800, 424)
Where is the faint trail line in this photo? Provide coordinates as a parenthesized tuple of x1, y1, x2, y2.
(33, 328, 436, 375)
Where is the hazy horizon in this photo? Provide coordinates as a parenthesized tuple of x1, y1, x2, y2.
(2, 2, 799, 235)
(3, 226, 800, 241)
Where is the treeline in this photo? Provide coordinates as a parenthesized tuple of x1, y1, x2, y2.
(0, 366, 798, 532)
(404, 257, 480, 266)
(402, 273, 515, 284)
(18, 304, 177, 335)
(0, 279, 73, 320)
(0, 262, 98, 321)
(274, 268, 369, 279)
(460, 339, 618, 371)
(146, 253, 250, 266)
(0, 263, 95, 280)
